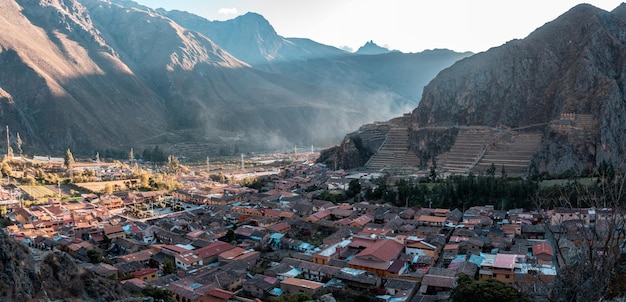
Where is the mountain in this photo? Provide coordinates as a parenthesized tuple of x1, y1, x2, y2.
(322, 3, 626, 175)
(158, 10, 347, 67)
(355, 40, 392, 55)
(0, 0, 470, 158)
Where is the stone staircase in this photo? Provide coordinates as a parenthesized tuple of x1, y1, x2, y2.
(365, 126, 420, 170)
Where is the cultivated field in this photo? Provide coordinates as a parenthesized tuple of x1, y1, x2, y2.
(19, 185, 57, 199)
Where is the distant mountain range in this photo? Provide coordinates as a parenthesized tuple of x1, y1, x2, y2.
(0, 0, 471, 158)
(321, 3, 626, 175)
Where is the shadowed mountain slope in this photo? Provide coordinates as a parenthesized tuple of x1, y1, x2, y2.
(0, 0, 470, 157)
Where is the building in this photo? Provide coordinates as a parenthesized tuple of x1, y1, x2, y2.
(280, 278, 324, 296)
(348, 239, 404, 277)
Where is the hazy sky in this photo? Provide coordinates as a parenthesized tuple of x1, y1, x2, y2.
(135, 1, 624, 53)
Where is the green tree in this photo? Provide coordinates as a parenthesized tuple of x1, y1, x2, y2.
(430, 157, 438, 182)
(142, 285, 172, 302)
(162, 259, 176, 275)
(451, 274, 531, 302)
(86, 249, 101, 263)
(346, 179, 362, 198)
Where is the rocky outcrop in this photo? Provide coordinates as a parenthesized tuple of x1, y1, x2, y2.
(0, 231, 126, 301)
(327, 3, 626, 175)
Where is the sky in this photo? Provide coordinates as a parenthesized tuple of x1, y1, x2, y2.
(135, 0, 625, 53)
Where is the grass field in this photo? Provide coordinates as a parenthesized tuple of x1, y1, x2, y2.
(539, 177, 594, 187)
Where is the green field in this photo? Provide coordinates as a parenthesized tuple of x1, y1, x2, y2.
(538, 177, 594, 187)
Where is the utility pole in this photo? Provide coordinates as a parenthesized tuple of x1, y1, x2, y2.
(5, 125, 9, 158)
(241, 153, 244, 170)
(206, 156, 210, 173)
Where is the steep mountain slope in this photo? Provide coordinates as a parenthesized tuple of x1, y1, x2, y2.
(324, 3, 626, 175)
(158, 10, 348, 67)
(414, 3, 626, 173)
(0, 0, 168, 152)
(0, 0, 470, 157)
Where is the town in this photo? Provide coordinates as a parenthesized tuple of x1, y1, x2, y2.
(0, 150, 621, 302)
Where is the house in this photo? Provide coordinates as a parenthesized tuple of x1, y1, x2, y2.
(267, 222, 291, 234)
(243, 274, 280, 298)
(198, 288, 235, 302)
(88, 262, 120, 278)
(177, 241, 236, 269)
(521, 224, 546, 239)
(116, 248, 158, 263)
(130, 268, 158, 282)
(532, 242, 554, 262)
(335, 267, 382, 289)
(384, 278, 419, 300)
(348, 239, 404, 277)
(349, 215, 373, 227)
(479, 253, 525, 284)
(217, 248, 260, 268)
(280, 278, 324, 296)
(419, 274, 455, 295)
(103, 225, 126, 240)
(417, 215, 446, 227)
(312, 239, 351, 265)
(405, 237, 438, 258)
(175, 251, 203, 271)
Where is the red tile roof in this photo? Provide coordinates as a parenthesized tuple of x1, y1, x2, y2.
(195, 241, 235, 259)
(532, 242, 554, 257)
(356, 239, 404, 262)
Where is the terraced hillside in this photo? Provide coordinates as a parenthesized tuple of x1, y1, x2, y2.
(365, 121, 419, 171)
(435, 128, 495, 175)
(472, 132, 543, 176)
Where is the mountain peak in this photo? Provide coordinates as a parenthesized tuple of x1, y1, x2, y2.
(355, 40, 391, 55)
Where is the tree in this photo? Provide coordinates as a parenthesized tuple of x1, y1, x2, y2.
(538, 164, 626, 301)
(346, 178, 362, 198)
(139, 171, 150, 188)
(1, 162, 11, 177)
(86, 249, 101, 263)
(15, 132, 22, 156)
(142, 285, 172, 302)
(103, 183, 114, 195)
(64, 148, 75, 171)
(451, 274, 531, 302)
(430, 157, 438, 182)
(162, 259, 176, 275)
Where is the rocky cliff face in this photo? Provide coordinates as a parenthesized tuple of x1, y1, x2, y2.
(0, 231, 126, 301)
(413, 4, 626, 173)
(328, 4, 626, 174)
